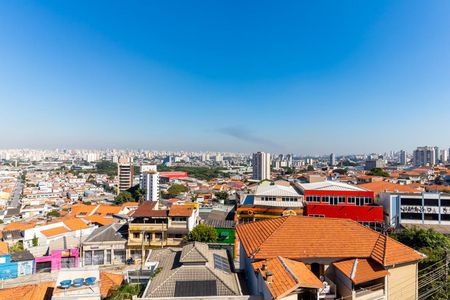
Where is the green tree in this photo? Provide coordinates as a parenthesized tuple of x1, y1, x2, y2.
(115, 191, 134, 204)
(105, 283, 140, 300)
(96, 160, 118, 177)
(32, 235, 38, 247)
(47, 210, 61, 218)
(127, 185, 145, 202)
(9, 241, 24, 253)
(333, 168, 348, 175)
(306, 165, 314, 171)
(167, 184, 188, 197)
(215, 192, 229, 201)
(185, 224, 218, 243)
(366, 168, 389, 177)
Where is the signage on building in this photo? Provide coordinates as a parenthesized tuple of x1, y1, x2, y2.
(400, 206, 450, 214)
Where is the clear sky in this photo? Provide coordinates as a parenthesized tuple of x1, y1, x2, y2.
(1, 1, 449, 154)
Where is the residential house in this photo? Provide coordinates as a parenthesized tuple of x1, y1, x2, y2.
(82, 223, 128, 266)
(138, 242, 242, 299)
(236, 216, 423, 300)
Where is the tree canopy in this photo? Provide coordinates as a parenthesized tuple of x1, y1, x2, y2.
(165, 184, 188, 198)
(366, 168, 389, 177)
(114, 191, 134, 204)
(158, 165, 225, 181)
(96, 160, 118, 177)
(215, 192, 229, 201)
(185, 224, 217, 243)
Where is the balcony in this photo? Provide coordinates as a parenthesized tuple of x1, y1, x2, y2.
(319, 276, 337, 299)
(355, 283, 385, 300)
(129, 223, 168, 232)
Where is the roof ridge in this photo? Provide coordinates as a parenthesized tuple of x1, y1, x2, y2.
(278, 256, 299, 284)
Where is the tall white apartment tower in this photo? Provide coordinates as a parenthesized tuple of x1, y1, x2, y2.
(252, 152, 271, 181)
(140, 165, 159, 202)
(329, 153, 336, 166)
(413, 146, 436, 166)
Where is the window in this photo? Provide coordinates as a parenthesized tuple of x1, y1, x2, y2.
(364, 197, 372, 205)
(401, 212, 422, 220)
(133, 232, 140, 239)
(338, 197, 346, 204)
(401, 198, 422, 206)
(172, 217, 186, 222)
(424, 213, 439, 221)
(85, 250, 92, 265)
(114, 250, 126, 263)
(441, 200, 450, 207)
(106, 250, 111, 264)
(155, 233, 162, 239)
(282, 197, 297, 202)
(424, 199, 439, 206)
(93, 250, 104, 265)
(321, 196, 329, 203)
(261, 196, 276, 201)
(306, 196, 320, 202)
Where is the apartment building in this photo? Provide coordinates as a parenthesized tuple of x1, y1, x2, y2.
(252, 152, 271, 181)
(413, 146, 437, 166)
(127, 202, 198, 261)
(140, 165, 159, 201)
(118, 156, 134, 192)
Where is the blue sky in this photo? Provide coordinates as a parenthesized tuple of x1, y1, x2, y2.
(1, 1, 449, 154)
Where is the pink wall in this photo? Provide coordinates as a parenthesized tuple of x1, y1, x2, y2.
(34, 248, 79, 272)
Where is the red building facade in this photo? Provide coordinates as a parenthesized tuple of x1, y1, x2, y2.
(297, 182, 383, 223)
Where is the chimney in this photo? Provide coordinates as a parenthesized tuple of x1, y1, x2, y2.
(261, 263, 267, 271)
(265, 271, 273, 283)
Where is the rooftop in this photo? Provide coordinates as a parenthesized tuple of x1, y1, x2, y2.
(333, 258, 389, 285)
(298, 181, 369, 192)
(255, 183, 300, 197)
(236, 216, 423, 267)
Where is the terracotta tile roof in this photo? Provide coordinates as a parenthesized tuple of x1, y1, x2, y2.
(70, 203, 97, 216)
(169, 205, 194, 217)
(4, 221, 36, 231)
(63, 218, 89, 231)
(253, 256, 323, 299)
(83, 215, 114, 226)
(358, 181, 421, 196)
(121, 202, 139, 207)
(0, 281, 54, 300)
(131, 201, 168, 217)
(0, 241, 9, 255)
(95, 205, 122, 216)
(41, 226, 69, 237)
(333, 258, 389, 284)
(236, 216, 423, 267)
(100, 272, 124, 298)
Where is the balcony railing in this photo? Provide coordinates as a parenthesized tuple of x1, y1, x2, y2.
(129, 223, 168, 231)
(355, 283, 385, 299)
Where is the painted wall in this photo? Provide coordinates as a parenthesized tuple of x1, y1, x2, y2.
(34, 248, 79, 272)
(387, 262, 418, 300)
(305, 204, 383, 222)
(17, 260, 34, 276)
(0, 255, 18, 280)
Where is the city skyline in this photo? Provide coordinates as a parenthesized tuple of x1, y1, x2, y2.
(1, 1, 450, 153)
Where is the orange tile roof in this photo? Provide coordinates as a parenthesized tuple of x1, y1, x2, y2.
(358, 181, 421, 196)
(253, 256, 323, 299)
(0, 281, 54, 300)
(83, 215, 114, 226)
(70, 203, 97, 216)
(95, 205, 122, 216)
(63, 218, 89, 231)
(4, 221, 36, 231)
(41, 226, 69, 237)
(236, 216, 423, 267)
(100, 272, 124, 298)
(0, 241, 9, 255)
(121, 202, 139, 207)
(169, 205, 194, 217)
(333, 258, 389, 284)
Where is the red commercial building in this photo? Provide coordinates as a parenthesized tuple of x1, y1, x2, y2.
(296, 181, 383, 224)
(159, 171, 188, 179)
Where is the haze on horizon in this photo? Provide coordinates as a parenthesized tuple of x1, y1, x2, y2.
(1, 1, 449, 154)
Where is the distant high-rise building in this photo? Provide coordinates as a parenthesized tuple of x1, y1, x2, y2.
(413, 146, 436, 166)
(140, 165, 159, 201)
(434, 146, 440, 163)
(399, 150, 407, 165)
(365, 159, 385, 170)
(440, 150, 448, 164)
(330, 153, 336, 166)
(118, 156, 134, 193)
(252, 152, 271, 181)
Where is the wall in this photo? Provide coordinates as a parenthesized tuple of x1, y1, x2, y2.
(17, 260, 34, 276)
(305, 204, 383, 222)
(387, 262, 418, 300)
(34, 248, 79, 272)
(0, 255, 18, 279)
